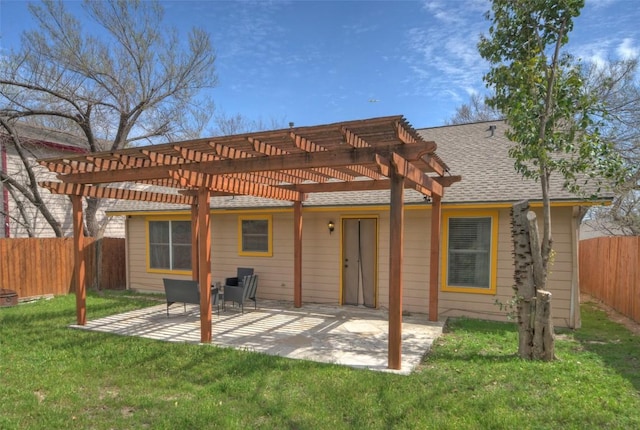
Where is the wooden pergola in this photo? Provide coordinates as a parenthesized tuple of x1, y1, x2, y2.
(39, 115, 460, 370)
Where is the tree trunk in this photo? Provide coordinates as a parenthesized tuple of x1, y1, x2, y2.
(511, 201, 555, 360)
(512, 200, 535, 358)
(533, 290, 555, 361)
(85, 197, 101, 238)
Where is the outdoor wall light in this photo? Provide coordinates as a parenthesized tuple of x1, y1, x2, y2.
(328, 220, 335, 234)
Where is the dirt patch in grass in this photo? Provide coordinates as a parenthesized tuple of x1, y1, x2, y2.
(581, 294, 640, 336)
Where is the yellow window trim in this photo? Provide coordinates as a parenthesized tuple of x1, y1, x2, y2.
(145, 216, 192, 274)
(238, 214, 273, 257)
(441, 209, 499, 295)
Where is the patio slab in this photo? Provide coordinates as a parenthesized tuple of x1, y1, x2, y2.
(71, 300, 445, 374)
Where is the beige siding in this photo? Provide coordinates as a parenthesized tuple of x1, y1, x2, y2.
(435, 207, 576, 328)
(2, 144, 124, 238)
(126, 205, 577, 327)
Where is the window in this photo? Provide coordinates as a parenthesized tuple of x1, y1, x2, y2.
(147, 220, 192, 272)
(442, 211, 498, 294)
(238, 215, 272, 256)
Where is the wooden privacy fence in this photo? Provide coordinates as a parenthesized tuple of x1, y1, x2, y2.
(0, 237, 126, 299)
(580, 236, 640, 323)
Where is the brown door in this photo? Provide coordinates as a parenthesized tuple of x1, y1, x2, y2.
(342, 218, 376, 307)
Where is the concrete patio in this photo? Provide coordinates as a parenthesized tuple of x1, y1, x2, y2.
(71, 300, 445, 374)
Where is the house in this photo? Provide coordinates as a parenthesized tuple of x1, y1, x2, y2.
(0, 122, 124, 238)
(100, 120, 607, 329)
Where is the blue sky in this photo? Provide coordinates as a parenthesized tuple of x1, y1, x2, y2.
(1, 0, 639, 130)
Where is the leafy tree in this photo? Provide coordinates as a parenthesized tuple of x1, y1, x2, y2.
(478, 0, 624, 359)
(0, 0, 217, 237)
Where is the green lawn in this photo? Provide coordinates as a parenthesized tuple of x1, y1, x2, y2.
(1, 292, 639, 429)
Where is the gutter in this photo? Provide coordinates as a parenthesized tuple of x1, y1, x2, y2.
(30, 139, 87, 154)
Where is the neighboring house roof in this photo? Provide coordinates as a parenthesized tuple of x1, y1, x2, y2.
(105, 120, 610, 214)
(1, 121, 124, 237)
(2, 122, 88, 153)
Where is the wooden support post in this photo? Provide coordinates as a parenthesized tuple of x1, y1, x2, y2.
(197, 187, 212, 343)
(388, 166, 404, 370)
(429, 194, 441, 321)
(293, 200, 303, 308)
(191, 202, 199, 281)
(71, 195, 86, 325)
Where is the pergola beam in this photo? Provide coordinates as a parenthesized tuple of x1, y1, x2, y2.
(56, 143, 435, 185)
(172, 170, 304, 201)
(290, 131, 381, 180)
(421, 155, 445, 176)
(211, 141, 321, 184)
(39, 181, 194, 204)
(375, 153, 443, 197)
(376, 155, 431, 197)
(250, 138, 335, 183)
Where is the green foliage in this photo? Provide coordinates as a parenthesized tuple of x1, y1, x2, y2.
(478, 0, 625, 196)
(1, 293, 640, 429)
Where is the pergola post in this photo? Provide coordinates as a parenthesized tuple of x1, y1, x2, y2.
(388, 166, 404, 370)
(429, 194, 441, 321)
(197, 187, 212, 343)
(191, 202, 200, 281)
(71, 195, 86, 325)
(293, 201, 303, 307)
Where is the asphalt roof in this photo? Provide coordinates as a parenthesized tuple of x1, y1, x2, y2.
(107, 120, 608, 214)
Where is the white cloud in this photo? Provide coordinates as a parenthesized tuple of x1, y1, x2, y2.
(617, 38, 639, 59)
(403, 2, 490, 102)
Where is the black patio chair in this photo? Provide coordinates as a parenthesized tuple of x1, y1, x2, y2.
(224, 267, 254, 287)
(224, 274, 258, 314)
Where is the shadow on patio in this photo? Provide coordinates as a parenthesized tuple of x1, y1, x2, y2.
(71, 300, 445, 374)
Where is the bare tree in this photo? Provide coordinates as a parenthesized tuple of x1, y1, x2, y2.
(446, 93, 502, 125)
(0, 119, 65, 237)
(0, 0, 217, 237)
(211, 111, 288, 136)
(582, 58, 640, 236)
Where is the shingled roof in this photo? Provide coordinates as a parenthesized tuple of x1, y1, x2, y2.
(105, 119, 606, 214)
(418, 120, 611, 204)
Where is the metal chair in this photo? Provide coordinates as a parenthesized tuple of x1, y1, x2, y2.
(224, 274, 258, 314)
(224, 267, 254, 287)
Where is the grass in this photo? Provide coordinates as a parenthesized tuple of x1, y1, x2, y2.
(1, 292, 639, 429)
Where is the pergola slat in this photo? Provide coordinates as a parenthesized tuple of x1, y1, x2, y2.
(87, 156, 132, 171)
(172, 170, 304, 201)
(40, 181, 193, 204)
(249, 138, 332, 183)
(208, 142, 309, 184)
(290, 131, 382, 180)
(341, 126, 370, 148)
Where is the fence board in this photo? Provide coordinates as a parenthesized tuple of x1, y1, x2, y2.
(580, 236, 640, 323)
(0, 238, 126, 299)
